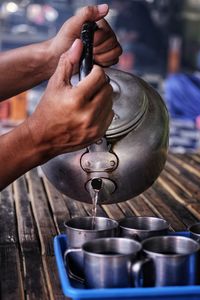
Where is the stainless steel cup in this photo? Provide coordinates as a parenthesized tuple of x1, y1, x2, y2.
(133, 235, 200, 287)
(66, 237, 142, 288)
(189, 223, 200, 243)
(64, 216, 118, 280)
(119, 216, 170, 241)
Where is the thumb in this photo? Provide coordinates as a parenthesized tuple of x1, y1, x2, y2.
(49, 39, 83, 87)
(76, 4, 109, 21)
(68, 4, 109, 36)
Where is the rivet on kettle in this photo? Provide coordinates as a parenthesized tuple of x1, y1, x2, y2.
(110, 161, 116, 167)
(95, 139, 103, 145)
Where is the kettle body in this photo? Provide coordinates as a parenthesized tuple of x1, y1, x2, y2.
(42, 68, 169, 204)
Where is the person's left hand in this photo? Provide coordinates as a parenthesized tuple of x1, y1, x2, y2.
(48, 4, 122, 74)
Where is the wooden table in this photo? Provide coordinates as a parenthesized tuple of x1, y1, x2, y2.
(1, 152, 200, 300)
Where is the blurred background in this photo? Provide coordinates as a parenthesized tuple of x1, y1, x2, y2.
(1, 0, 200, 153)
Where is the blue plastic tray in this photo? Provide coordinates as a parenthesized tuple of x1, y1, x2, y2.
(54, 233, 200, 300)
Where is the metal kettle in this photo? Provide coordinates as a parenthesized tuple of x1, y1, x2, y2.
(42, 22, 169, 204)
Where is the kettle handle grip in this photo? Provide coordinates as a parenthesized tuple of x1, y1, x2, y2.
(79, 21, 97, 80)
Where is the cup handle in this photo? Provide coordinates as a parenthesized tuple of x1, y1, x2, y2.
(131, 258, 151, 287)
(192, 236, 200, 243)
(189, 231, 200, 243)
(64, 248, 84, 283)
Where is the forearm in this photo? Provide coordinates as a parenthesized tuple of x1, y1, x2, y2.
(0, 121, 44, 190)
(0, 40, 57, 101)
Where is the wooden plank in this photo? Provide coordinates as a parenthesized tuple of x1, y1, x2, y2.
(157, 176, 196, 206)
(63, 195, 88, 218)
(187, 203, 200, 221)
(183, 153, 200, 167)
(42, 256, 66, 300)
(0, 185, 18, 244)
(13, 176, 39, 246)
(142, 187, 186, 231)
(167, 156, 200, 187)
(168, 154, 200, 179)
(22, 250, 50, 300)
(157, 174, 197, 206)
(152, 181, 198, 228)
(82, 202, 108, 218)
(0, 185, 24, 300)
(165, 160, 180, 175)
(163, 167, 200, 200)
(0, 244, 24, 300)
(26, 169, 57, 256)
(162, 170, 192, 197)
(13, 176, 50, 300)
(101, 203, 124, 220)
(42, 176, 70, 234)
(117, 201, 137, 217)
(188, 153, 200, 164)
(126, 195, 157, 217)
(26, 170, 68, 300)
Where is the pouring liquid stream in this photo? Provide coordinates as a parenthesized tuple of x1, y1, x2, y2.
(91, 190, 99, 229)
(91, 178, 102, 230)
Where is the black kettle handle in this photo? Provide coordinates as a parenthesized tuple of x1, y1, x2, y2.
(79, 21, 97, 80)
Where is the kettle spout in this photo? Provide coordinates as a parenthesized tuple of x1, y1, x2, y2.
(91, 178, 103, 191)
(87, 177, 116, 204)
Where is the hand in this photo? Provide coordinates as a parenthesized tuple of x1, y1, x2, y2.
(26, 39, 114, 161)
(48, 4, 122, 74)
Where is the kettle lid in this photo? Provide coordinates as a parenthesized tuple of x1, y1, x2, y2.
(105, 68, 148, 138)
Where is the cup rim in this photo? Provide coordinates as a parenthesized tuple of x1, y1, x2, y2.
(82, 237, 142, 257)
(118, 216, 170, 232)
(141, 235, 200, 257)
(64, 216, 119, 232)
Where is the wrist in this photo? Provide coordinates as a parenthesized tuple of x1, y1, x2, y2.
(24, 39, 60, 82)
(25, 114, 53, 164)
(32, 39, 58, 81)
(41, 39, 60, 79)
(11, 120, 42, 168)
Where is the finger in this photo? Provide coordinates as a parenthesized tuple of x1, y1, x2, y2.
(64, 39, 83, 85)
(93, 35, 120, 55)
(68, 39, 83, 65)
(65, 4, 109, 40)
(94, 46, 122, 67)
(93, 19, 115, 47)
(81, 84, 113, 141)
(76, 4, 109, 23)
(88, 83, 113, 121)
(95, 58, 120, 68)
(75, 65, 108, 101)
(49, 39, 83, 87)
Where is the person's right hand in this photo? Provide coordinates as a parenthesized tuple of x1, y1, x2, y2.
(26, 39, 113, 162)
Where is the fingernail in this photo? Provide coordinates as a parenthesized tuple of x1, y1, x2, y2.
(69, 38, 82, 55)
(71, 38, 80, 50)
(97, 4, 108, 15)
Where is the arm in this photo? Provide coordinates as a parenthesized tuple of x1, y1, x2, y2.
(0, 41, 53, 101)
(0, 121, 40, 189)
(0, 39, 113, 190)
(0, 4, 122, 101)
